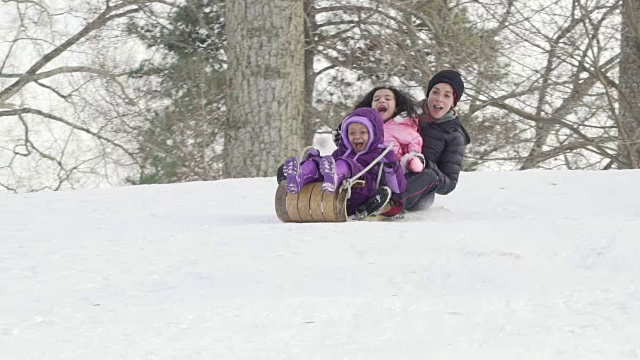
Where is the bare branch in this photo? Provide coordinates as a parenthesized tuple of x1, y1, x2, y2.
(0, 2, 143, 104)
(0, 107, 138, 162)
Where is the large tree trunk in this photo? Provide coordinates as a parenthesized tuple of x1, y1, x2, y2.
(618, 0, 640, 168)
(224, 0, 305, 178)
(303, 0, 317, 146)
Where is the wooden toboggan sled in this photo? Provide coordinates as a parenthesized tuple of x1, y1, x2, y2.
(275, 180, 350, 222)
(275, 145, 393, 223)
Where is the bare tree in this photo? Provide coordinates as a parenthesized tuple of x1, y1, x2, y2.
(301, 0, 506, 145)
(464, 0, 628, 170)
(0, 0, 173, 192)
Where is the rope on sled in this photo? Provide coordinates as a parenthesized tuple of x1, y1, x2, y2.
(340, 143, 394, 199)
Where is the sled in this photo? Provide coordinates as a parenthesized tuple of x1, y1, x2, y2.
(275, 180, 350, 222)
(274, 144, 394, 223)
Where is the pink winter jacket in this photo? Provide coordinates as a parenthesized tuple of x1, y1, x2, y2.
(383, 116, 423, 170)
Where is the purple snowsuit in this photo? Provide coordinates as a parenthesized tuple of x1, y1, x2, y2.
(333, 108, 406, 215)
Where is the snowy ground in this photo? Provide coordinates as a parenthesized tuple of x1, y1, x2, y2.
(2, 170, 640, 359)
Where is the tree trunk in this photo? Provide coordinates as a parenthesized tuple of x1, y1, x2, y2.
(224, 0, 305, 178)
(303, 0, 317, 146)
(619, 0, 640, 168)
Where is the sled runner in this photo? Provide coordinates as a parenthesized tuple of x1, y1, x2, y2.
(275, 144, 393, 223)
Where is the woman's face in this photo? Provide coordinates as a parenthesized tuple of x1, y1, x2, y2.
(426, 83, 455, 119)
(371, 89, 396, 121)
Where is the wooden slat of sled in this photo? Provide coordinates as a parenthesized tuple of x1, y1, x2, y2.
(275, 181, 349, 223)
(318, 189, 333, 221)
(285, 189, 302, 222)
(334, 187, 349, 222)
(297, 183, 315, 222)
(274, 181, 291, 222)
(308, 182, 326, 221)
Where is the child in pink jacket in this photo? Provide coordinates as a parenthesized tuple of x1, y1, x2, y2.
(384, 116, 425, 173)
(361, 86, 425, 173)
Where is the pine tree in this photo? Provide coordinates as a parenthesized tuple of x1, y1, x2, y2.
(129, 0, 227, 184)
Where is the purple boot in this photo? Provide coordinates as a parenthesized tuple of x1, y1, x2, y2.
(284, 156, 321, 193)
(320, 156, 350, 192)
(283, 157, 302, 193)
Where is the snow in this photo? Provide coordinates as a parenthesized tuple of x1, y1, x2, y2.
(2, 170, 640, 359)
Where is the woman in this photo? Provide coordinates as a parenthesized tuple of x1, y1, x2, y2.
(367, 69, 471, 217)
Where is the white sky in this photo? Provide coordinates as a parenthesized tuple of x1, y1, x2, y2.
(2, 169, 640, 359)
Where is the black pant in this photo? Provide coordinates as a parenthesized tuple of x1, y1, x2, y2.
(392, 169, 439, 211)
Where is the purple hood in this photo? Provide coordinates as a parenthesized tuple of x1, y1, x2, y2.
(337, 107, 386, 159)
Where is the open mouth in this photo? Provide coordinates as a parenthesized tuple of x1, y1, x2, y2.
(377, 105, 388, 113)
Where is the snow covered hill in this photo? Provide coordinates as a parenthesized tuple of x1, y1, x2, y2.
(2, 170, 640, 359)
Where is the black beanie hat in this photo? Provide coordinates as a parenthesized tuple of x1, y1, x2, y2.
(427, 70, 464, 106)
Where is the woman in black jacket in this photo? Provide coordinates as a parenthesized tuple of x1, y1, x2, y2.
(363, 70, 471, 217)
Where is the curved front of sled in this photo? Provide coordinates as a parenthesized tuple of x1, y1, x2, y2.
(275, 181, 348, 222)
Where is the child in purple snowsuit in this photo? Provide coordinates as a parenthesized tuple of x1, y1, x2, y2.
(283, 107, 406, 216)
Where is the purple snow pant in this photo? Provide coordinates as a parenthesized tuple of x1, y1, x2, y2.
(298, 157, 381, 216)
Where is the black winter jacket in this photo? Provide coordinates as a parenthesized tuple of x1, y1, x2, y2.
(419, 117, 471, 195)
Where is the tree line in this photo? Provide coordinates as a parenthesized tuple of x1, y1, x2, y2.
(0, 0, 638, 192)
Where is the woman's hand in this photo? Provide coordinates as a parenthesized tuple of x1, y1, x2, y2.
(425, 159, 445, 184)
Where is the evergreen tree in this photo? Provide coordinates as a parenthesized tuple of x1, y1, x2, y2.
(129, 0, 227, 184)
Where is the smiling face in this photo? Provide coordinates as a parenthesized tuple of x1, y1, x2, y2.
(426, 83, 455, 119)
(347, 122, 370, 153)
(371, 89, 397, 121)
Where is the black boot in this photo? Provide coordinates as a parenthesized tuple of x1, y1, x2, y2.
(276, 163, 285, 183)
(354, 186, 392, 220)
